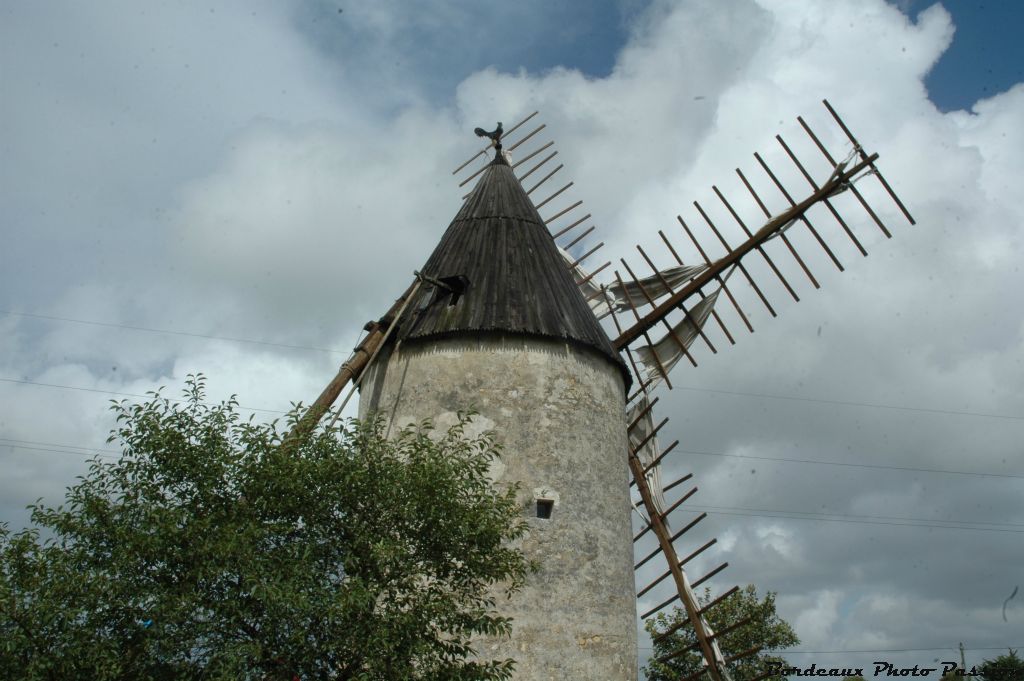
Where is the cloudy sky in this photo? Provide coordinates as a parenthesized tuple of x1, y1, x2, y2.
(2, 0, 1022, 676)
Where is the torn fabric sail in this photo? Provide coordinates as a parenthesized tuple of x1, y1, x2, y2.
(627, 396, 668, 521)
(634, 289, 721, 388)
(562, 248, 708, 320)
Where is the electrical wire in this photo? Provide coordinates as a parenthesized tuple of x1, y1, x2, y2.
(0, 377, 289, 415)
(5, 435, 1020, 533)
(686, 506, 1024, 534)
(0, 309, 346, 355)
(674, 384, 1024, 422)
(675, 447, 1024, 480)
(5, 309, 1024, 422)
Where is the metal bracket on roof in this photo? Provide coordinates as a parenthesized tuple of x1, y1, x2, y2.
(413, 270, 456, 292)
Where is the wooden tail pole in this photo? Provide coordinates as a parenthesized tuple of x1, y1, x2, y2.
(286, 280, 419, 444)
(628, 448, 724, 681)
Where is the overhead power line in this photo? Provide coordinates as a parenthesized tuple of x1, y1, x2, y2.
(685, 506, 1024, 534)
(0, 437, 115, 456)
(5, 309, 1024, 423)
(0, 309, 347, 355)
(686, 502, 1024, 529)
(4, 428, 1021, 483)
(676, 384, 1024, 421)
(676, 447, 1024, 480)
(0, 376, 289, 415)
(6, 435, 1020, 533)
(0, 441, 119, 461)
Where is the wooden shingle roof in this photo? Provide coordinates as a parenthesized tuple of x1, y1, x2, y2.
(397, 152, 628, 384)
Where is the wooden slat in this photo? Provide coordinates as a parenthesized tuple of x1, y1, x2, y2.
(676, 218, 754, 334)
(698, 585, 739, 616)
(754, 151, 845, 272)
(511, 139, 553, 170)
(657, 231, 736, 345)
(633, 483, 695, 542)
(612, 153, 879, 349)
(661, 471, 694, 494)
(822, 99, 915, 225)
(544, 200, 582, 225)
(690, 562, 728, 590)
(776, 133, 872, 250)
(735, 167, 820, 289)
(553, 212, 591, 238)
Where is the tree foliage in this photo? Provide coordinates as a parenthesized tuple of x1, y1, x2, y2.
(978, 648, 1024, 681)
(643, 584, 799, 681)
(0, 376, 529, 680)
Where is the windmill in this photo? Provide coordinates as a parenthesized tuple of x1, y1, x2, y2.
(294, 102, 915, 680)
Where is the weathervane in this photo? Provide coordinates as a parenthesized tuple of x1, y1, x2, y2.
(474, 121, 504, 150)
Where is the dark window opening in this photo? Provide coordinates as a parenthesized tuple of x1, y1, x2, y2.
(536, 499, 554, 519)
(439, 275, 468, 306)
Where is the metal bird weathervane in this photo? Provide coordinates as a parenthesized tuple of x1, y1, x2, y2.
(295, 102, 915, 680)
(474, 121, 504, 147)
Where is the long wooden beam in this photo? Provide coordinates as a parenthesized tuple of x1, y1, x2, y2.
(628, 449, 723, 681)
(287, 281, 418, 444)
(612, 153, 878, 349)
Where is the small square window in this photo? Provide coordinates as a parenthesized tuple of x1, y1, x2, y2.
(536, 499, 554, 519)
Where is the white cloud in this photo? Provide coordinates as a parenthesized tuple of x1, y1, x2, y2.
(791, 590, 842, 647)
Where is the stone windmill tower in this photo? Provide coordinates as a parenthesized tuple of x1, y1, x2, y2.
(298, 103, 915, 680)
(358, 149, 639, 678)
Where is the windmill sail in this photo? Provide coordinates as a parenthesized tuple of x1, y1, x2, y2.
(634, 289, 721, 388)
(566, 249, 709, 320)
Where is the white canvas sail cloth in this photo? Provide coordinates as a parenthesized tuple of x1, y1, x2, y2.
(561, 247, 720, 388)
(633, 290, 720, 389)
(562, 248, 708, 321)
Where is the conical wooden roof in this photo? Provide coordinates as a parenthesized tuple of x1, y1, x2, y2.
(397, 152, 627, 383)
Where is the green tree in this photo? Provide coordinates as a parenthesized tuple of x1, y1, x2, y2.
(978, 648, 1024, 681)
(0, 377, 529, 680)
(644, 584, 799, 680)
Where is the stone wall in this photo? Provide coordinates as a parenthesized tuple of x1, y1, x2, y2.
(359, 333, 637, 680)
